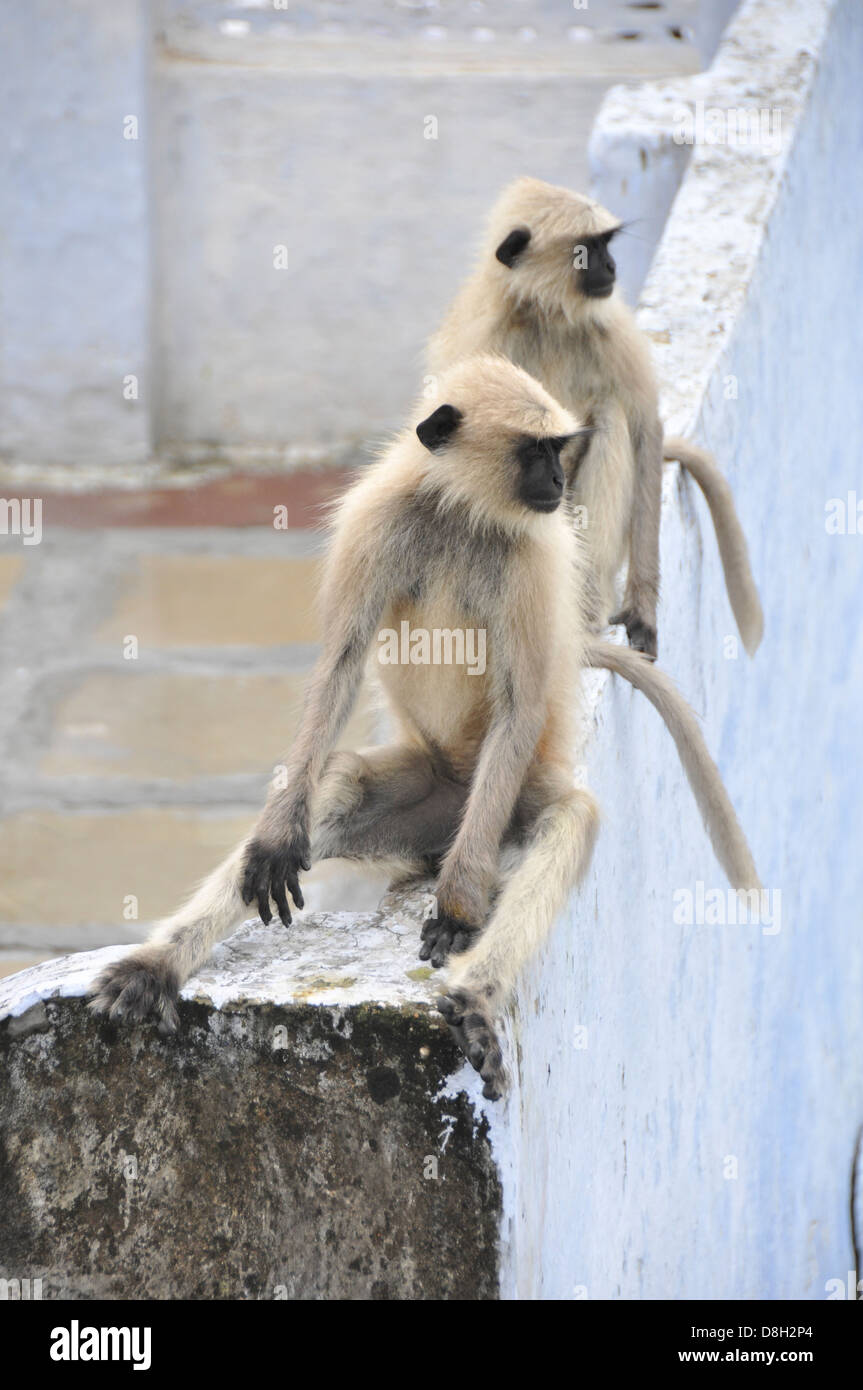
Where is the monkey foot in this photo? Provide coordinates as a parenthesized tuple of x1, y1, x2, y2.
(418, 912, 476, 969)
(436, 989, 505, 1101)
(610, 607, 657, 661)
(88, 953, 180, 1034)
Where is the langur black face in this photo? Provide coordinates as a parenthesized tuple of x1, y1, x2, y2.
(416, 404, 592, 517)
(494, 223, 620, 301)
(575, 231, 617, 298)
(515, 435, 570, 513)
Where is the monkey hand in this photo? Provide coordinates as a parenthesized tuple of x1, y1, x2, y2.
(241, 833, 310, 928)
(89, 950, 180, 1034)
(610, 606, 657, 661)
(436, 990, 505, 1102)
(418, 909, 477, 970)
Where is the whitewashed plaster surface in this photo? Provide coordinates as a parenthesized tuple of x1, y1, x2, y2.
(495, 0, 863, 1299)
(0, 886, 436, 1022)
(1, 1, 702, 474)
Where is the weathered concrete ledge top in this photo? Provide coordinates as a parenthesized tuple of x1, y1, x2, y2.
(591, 0, 831, 436)
(0, 887, 437, 1024)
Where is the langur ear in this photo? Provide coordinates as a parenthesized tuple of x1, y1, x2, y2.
(416, 404, 463, 453)
(495, 226, 531, 268)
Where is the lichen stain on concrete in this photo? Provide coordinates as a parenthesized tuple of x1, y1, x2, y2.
(291, 975, 359, 999)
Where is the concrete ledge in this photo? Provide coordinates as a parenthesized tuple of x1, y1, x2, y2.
(0, 888, 501, 1300)
(590, 0, 828, 306)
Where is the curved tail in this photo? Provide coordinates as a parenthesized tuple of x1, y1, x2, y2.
(586, 638, 760, 890)
(663, 436, 764, 656)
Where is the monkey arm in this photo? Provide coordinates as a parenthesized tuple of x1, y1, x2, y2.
(612, 412, 663, 659)
(430, 573, 550, 937)
(241, 530, 393, 926)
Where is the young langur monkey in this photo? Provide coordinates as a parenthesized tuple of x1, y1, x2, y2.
(90, 356, 759, 1100)
(428, 176, 764, 661)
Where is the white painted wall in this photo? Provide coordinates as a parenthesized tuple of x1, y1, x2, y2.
(590, 0, 767, 304)
(0, 1, 152, 471)
(1, 1, 704, 473)
(494, 0, 863, 1300)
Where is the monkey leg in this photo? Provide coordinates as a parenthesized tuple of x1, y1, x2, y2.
(436, 778, 599, 1100)
(419, 761, 578, 969)
(311, 746, 467, 872)
(89, 744, 466, 1030)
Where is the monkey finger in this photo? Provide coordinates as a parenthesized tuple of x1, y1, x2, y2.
(272, 879, 292, 928)
(430, 940, 451, 970)
(240, 867, 256, 905)
(286, 874, 304, 911)
(256, 889, 273, 926)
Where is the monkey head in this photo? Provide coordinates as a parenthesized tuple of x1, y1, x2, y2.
(414, 355, 592, 525)
(486, 176, 621, 320)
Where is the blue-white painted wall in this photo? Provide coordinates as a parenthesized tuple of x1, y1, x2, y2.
(493, 0, 863, 1300)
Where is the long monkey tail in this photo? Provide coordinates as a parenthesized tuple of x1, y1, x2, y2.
(663, 436, 764, 657)
(585, 638, 761, 891)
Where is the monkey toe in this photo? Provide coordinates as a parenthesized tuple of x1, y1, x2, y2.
(435, 992, 466, 1027)
(419, 926, 451, 968)
(89, 955, 180, 1032)
(421, 925, 458, 968)
(419, 913, 476, 968)
(630, 624, 657, 660)
(435, 990, 506, 1101)
(610, 608, 657, 661)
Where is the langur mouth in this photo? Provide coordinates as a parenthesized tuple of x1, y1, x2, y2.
(526, 497, 562, 514)
(584, 283, 614, 299)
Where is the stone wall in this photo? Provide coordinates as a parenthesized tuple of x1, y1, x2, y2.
(0, 891, 501, 1300)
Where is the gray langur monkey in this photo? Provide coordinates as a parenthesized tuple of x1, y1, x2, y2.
(427, 176, 764, 661)
(90, 355, 759, 1100)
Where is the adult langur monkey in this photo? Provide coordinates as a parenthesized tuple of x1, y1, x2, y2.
(427, 176, 764, 661)
(90, 356, 759, 1100)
